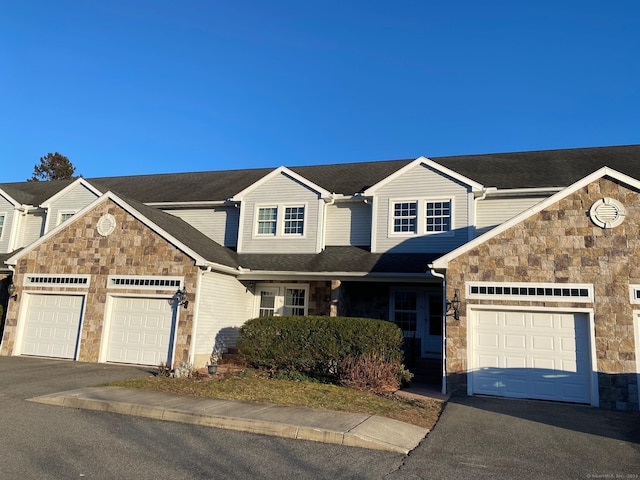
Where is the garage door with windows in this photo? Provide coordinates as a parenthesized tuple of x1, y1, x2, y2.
(470, 309, 592, 404)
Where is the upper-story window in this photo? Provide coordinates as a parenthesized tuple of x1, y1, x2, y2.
(284, 206, 305, 235)
(58, 210, 77, 225)
(425, 200, 451, 233)
(393, 202, 417, 233)
(257, 207, 278, 235)
(0, 214, 5, 239)
(390, 198, 453, 236)
(255, 204, 306, 237)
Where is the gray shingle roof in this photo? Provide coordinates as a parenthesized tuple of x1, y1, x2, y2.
(432, 144, 640, 189)
(3, 145, 640, 204)
(238, 247, 442, 275)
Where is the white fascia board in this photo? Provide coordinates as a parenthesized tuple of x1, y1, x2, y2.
(5, 191, 211, 268)
(230, 166, 332, 201)
(482, 186, 564, 198)
(39, 178, 103, 207)
(363, 157, 484, 196)
(145, 200, 231, 208)
(431, 166, 638, 269)
(236, 270, 436, 281)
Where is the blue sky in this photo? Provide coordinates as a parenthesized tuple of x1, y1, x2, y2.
(1, 1, 638, 182)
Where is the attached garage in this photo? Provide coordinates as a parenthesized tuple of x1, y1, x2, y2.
(105, 296, 176, 366)
(20, 294, 84, 359)
(469, 309, 593, 404)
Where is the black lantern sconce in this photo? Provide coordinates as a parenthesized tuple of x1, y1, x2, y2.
(174, 286, 188, 309)
(7, 282, 17, 301)
(446, 289, 461, 320)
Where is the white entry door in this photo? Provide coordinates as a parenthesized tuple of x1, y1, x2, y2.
(21, 294, 84, 359)
(106, 297, 175, 366)
(470, 309, 592, 404)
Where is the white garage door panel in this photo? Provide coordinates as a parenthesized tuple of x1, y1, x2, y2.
(21, 294, 83, 359)
(107, 297, 174, 366)
(472, 310, 591, 404)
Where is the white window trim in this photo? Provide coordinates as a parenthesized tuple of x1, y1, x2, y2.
(24, 274, 91, 288)
(389, 199, 418, 236)
(57, 210, 78, 225)
(0, 212, 5, 240)
(252, 203, 308, 239)
(388, 197, 454, 237)
(424, 198, 454, 236)
(254, 205, 278, 237)
(629, 285, 640, 304)
(254, 283, 309, 316)
(107, 275, 184, 291)
(282, 205, 306, 236)
(467, 282, 595, 303)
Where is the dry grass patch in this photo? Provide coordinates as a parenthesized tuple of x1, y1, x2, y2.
(108, 371, 444, 430)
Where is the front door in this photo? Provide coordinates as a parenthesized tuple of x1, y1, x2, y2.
(390, 288, 442, 359)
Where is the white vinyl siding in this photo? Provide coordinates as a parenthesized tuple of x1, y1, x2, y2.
(164, 207, 239, 248)
(373, 163, 470, 253)
(239, 172, 322, 253)
(45, 183, 99, 233)
(192, 273, 254, 361)
(475, 196, 547, 236)
(325, 202, 371, 246)
(16, 211, 46, 249)
(0, 210, 15, 253)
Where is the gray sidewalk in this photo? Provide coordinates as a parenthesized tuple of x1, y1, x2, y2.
(29, 386, 430, 454)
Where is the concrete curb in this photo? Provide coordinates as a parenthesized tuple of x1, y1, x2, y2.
(29, 387, 429, 454)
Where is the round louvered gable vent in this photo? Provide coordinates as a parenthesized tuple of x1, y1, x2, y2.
(589, 198, 626, 229)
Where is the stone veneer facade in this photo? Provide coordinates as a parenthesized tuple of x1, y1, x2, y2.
(445, 177, 639, 410)
(0, 199, 200, 365)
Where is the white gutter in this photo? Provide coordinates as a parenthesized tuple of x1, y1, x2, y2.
(429, 265, 447, 396)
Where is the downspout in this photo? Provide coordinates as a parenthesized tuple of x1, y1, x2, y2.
(429, 265, 447, 396)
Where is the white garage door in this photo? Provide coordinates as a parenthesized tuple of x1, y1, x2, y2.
(106, 297, 175, 366)
(21, 294, 84, 359)
(470, 310, 591, 404)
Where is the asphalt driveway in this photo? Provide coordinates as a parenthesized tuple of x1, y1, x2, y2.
(396, 395, 640, 479)
(2, 356, 640, 479)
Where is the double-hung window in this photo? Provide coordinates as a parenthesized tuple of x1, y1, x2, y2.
(284, 206, 304, 235)
(0, 214, 5, 239)
(425, 200, 451, 233)
(257, 207, 278, 235)
(390, 198, 452, 235)
(58, 210, 76, 225)
(393, 201, 417, 233)
(255, 204, 305, 237)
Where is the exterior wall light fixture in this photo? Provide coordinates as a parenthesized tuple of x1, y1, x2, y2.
(174, 286, 188, 309)
(8, 282, 17, 301)
(446, 289, 461, 320)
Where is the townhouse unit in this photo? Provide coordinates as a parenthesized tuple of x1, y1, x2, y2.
(1, 144, 639, 410)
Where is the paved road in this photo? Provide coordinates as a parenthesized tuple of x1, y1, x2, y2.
(2, 356, 639, 479)
(396, 396, 640, 480)
(0, 357, 401, 479)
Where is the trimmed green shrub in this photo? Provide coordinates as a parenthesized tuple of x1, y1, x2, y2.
(237, 316, 405, 382)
